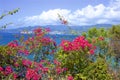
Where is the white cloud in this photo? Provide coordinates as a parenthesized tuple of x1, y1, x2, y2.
(24, 9, 71, 26)
(23, 0, 120, 26)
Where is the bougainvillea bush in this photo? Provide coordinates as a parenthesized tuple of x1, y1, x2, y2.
(0, 27, 69, 80)
(0, 25, 120, 80)
(56, 34, 113, 80)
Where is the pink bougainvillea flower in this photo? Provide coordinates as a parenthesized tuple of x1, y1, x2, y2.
(40, 60, 47, 63)
(13, 73, 18, 80)
(32, 72, 41, 80)
(45, 28, 50, 32)
(19, 49, 29, 55)
(55, 67, 63, 74)
(60, 40, 72, 51)
(5, 66, 13, 75)
(63, 68, 68, 71)
(22, 59, 32, 67)
(67, 75, 74, 80)
(60, 36, 96, 55)
(14, 62, 19, 67)
(99, 36, 104, 41)
(89, 49, 94, 55)
(8, 42, 18, 48)
(26, 68, 35, 80)
(41, 37, 52, 46)
(34, 27, 42, 33)
(33, 27, 45, 37)
(38, 63, 43, 68)
(0, 66, 3, 71)
(26, 68, 41, 80)
(53, 60, 61, 66)
(42, 67, 49, 73)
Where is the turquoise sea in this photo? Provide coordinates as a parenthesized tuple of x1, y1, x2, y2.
(0, 32, 77, 45)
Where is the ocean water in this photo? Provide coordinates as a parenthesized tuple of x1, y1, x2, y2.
(0, 32, 77, 45)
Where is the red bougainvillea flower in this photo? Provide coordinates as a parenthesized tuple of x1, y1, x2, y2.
(33, 27, 45, 37)
(34, 27, 42, 34)
(67, 75, 74, 80)
(5, 66, 13, 75)
(89, 49, 94, 55)
(63, 68, 68, 71)
(22, 59, 32, 67)
(26, 68, 41, 80)
(38, 63, 43, 69)
(19, 49, 29, 55)
(40, 60, 46, 63)
(45, 28, 50, 32)
(42, 67, 49, 73)
(14, 62, 19, 67)
(41, 37, 52, 46)
(55, 67, 63, 74)
(32, 72, 41, 80)
(26, 68, 35, 80)
(98, 36, 104, 41)
(53, 60, 61, 66)
(60, 36, 96, 54)
(0, 66, 3, 71)
(8, 41, 18, 48)
(60, 40, 72, 51)
(13, 73, 18, 80)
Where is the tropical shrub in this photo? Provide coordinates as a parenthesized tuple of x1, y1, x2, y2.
(108, 25, 120, 61)
(108, 25, 120, 79)
(56, 36, 96, 79)
(81, 58, 112, 80)
(0, 27, 65, 80)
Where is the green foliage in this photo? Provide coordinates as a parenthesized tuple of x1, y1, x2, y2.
(56, 27, 119, 80)
(82, 27, 108, 42)
(82, 27, 114, 58)
(82, 58, 112, 80)
(0, 8, 19, 20)
(56, 36, 95, 79)
(0, 46, 22, 67)
(56, 49, 91, 75)
(109, 25, 120, 40)
(108, 25, 120, 64)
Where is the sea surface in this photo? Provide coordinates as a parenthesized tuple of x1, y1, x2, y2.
(0, 32, 78, 45)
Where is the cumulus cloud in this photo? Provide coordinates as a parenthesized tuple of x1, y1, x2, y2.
(23, 0, 120, 26)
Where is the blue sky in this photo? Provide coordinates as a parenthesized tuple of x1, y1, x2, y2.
(0, 0, 120, 28)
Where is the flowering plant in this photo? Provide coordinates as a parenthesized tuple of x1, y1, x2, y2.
(56, 36, 96, 79)
(0, 27, 59, 80)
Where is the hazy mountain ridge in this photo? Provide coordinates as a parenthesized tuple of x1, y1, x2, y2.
(0, 24, 112, 34)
